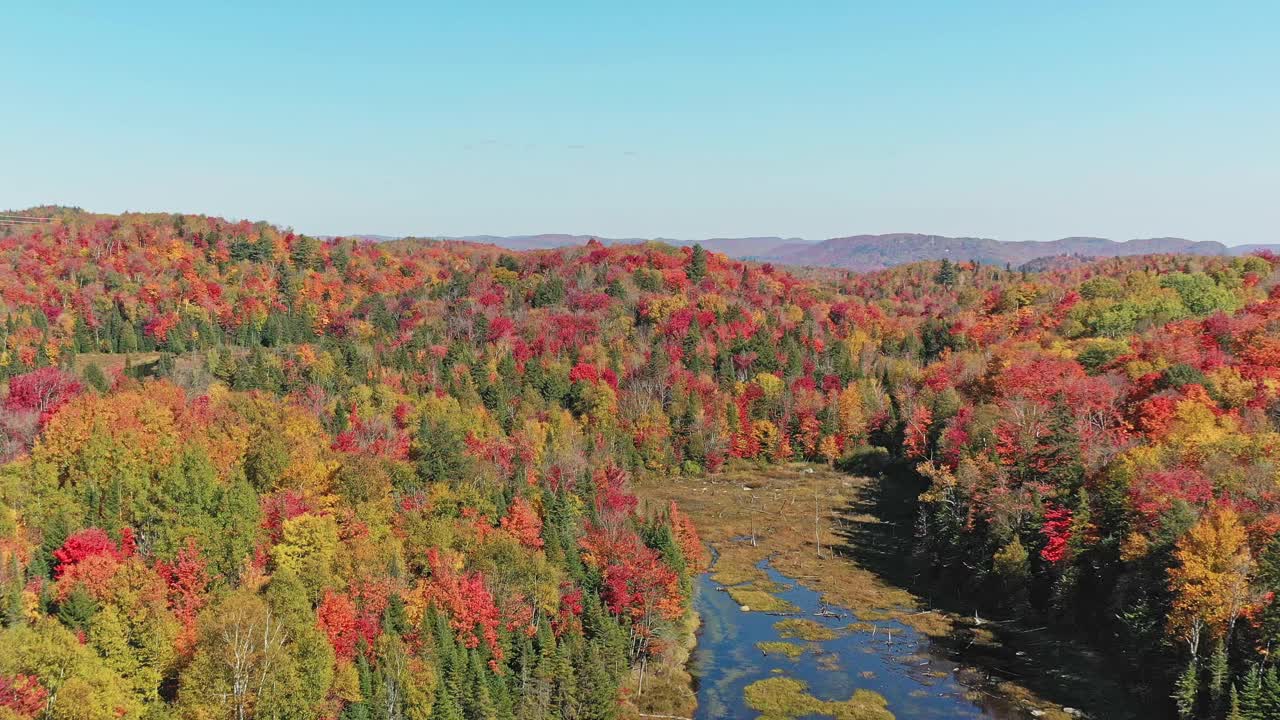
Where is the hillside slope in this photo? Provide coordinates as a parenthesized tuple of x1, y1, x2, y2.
(1, 211, 1280, 717)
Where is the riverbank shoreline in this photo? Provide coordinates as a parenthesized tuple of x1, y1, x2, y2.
(634, 462, 1132, 720)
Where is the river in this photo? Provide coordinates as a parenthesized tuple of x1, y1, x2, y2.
(690, 556, 1016, 719)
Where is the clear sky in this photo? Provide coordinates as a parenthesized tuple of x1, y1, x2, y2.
(2, 1, 1276, 244)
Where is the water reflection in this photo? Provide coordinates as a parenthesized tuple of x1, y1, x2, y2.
(690, 557, 1012, 719)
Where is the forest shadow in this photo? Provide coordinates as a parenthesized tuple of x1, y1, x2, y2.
(828, 453, 1153, 720)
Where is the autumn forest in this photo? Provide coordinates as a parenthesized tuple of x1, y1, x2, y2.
(2, 208, 1280, 719)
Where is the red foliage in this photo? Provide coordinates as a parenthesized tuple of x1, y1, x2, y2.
(593, 465, 637, 532)
(580, 526, 684, 640)
(317, 590, 378, 661)
(487, 316, 516, 342)
(668, 501, 709, 572)
(4, 367, 83, 427)
(154, 538, 210, 656)
(0, 675, 48, 718)
(332, 411, 409, 459)
(903, 404, 933, 460)
(1130, 467, 1213, 520)
(1040, 505, 1073, 564)
(261, 491, 315, 543)
(568, 362, 597, 385)
(422, 550, 503, 667)
(553, 584, 585, 636)
(500, 496, 544, 549)
(52, 528, 131, 578)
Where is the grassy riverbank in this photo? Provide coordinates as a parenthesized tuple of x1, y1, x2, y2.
(634, 462, 1135, 720)
(622, 605, 700, 719)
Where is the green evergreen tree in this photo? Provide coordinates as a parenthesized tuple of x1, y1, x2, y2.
(1209, 642, 1230, 711)
(415, 414, 474, 486)
(1173, 657, 1199, 719)
(1227, 683, 1243, 720)
(1239, 665, 1263, 720)
(1260, 666, 1280, 717)
(432, 675, 466, 720)
(688, 244, 707, 284)
(935, 258, 957, 287)
(56, 586, 99, 631)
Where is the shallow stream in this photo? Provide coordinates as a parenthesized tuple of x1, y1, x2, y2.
(690, 557, 1014, 719)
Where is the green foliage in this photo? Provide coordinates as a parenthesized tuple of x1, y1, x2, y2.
(1161, 272, 1240, 315)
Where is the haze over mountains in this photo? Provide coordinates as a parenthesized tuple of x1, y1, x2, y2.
(425, 232, 1278, 272)
(8, 207, 1273, 272)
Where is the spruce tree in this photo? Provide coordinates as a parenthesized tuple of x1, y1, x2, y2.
(431, 677, 465, 720)
(1260, 666, 1280, 717)
(1209, 643, 1230, 711)
(935, 258, 957, 287)
(1173, 657, 1199, 719)
(688, 244, 707, 283)
(1239, 665, 1263, 720)
(1227, 684, 1242, 720)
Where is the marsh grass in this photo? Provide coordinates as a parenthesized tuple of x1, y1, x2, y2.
(725, 585, 798, 613)
(756, 640, 806, 659)
(635, 464, 945, 634)
(633, 462, 1074, 718)
(774, 618, 841, 641)
(742, 677, 894, 720)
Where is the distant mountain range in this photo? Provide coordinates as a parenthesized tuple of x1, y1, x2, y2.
(382, 233, 1278, 272)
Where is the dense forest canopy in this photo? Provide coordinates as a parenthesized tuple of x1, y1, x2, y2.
(1, 209, 1280, 719)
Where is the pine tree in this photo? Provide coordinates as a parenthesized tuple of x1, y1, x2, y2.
(57, 586, 99, 630)
(1173, 657, 1199, 719)
(1239, 665, 1263, 720)
(431, 676, 465, 720)
(415, 414, 473, 485)
(1036, 395, 1085, 493)
(578, 635, 619, 720)
(83, 362, 109, 392)
(551, 634, 579, 717)
(688, 244, 707, 284)
(1209, 642, 1230, 711)
(464, 648, 496, 720)
(1260, 666, 1280, 717)
(1227, 684, 1243, 720)
(935, 258, 957, 287)
(489, 667, 515, 720)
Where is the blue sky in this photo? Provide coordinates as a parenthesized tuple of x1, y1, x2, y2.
(2, 1, 1276, 243)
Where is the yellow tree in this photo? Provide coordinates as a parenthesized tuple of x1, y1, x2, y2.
(1166, 507, 1253, 655)
(818, 435, 841, 466)
(836, 385, 865, 443)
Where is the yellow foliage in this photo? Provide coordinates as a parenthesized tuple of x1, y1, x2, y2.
(837, 385, 866, 441)
(1115, 445, 1163, 480)
(818, 435, 841, 465)
(35, 386, 183, 486)
(1120, 531, 1150, 563)
(645, 294, 687, 323)
(271, 514, 340, 590)
(1123, 359, 1161, 380)
(1163, 394, 1240, 462)
(751, 420, 778, 454)
(698, 293, 728, 314)
(753, 373, 784, 399)
(1207, 366, 1254, 409)
(491, 266, 518, 285)
(331, 660, 363, 703)
(1167, 508, 1252, 645)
